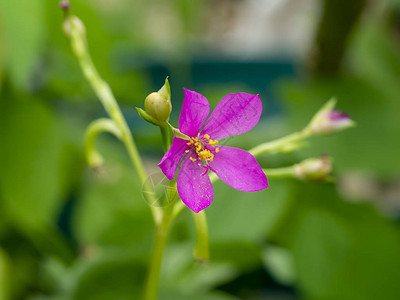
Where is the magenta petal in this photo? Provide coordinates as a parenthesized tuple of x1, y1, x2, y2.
(209, 146, 268, 192)
(202, 93, 262, 139)
(158, 137, 190, 180)
(177, 156, 213, 213)
(179, 89, 210, 137)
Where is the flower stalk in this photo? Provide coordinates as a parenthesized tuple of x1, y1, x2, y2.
(144, 202, 175, 300)
(62, 4, 354, 300)
(249, 99, 354, 157)
(159, 124, 172, 152)
(249, 130, 309, 157)
(263, 155, 333, 182)
(62, 9, 162, 223)
(263, 166, 296, 179)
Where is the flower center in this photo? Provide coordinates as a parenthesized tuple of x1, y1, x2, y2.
(186, 134, 220, 163)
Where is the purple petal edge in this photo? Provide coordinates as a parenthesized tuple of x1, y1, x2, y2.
(202, 93, 262, 139)
(209, 145, 268, 192)
(177, 155, 213, 213)
(179, 89, 210, 137)
(158, 137, 190, 180)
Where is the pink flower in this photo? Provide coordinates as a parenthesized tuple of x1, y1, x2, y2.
(307, 98, 354, 135)
(158, 89, 269, 213)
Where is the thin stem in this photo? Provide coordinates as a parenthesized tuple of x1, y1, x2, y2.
(66, 16, 162, 222)
(144, 201, 175, 300)
(84, 118, 122, 167)
(249, 130, 310, 157)
(159, 124, 171, 152)
(263, 166, 296, 179)
(192, 211, 209, 261)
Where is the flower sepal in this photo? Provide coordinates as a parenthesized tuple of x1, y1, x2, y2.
(168, 124, 191, 141)
(136, 107, 162, 126)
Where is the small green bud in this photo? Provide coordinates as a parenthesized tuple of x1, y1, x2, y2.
(144, 92, 171, 123)
(294, 155, 333, 182)
(139, 78, 172, 126)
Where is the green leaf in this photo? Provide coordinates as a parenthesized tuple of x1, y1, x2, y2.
(0, 248, 10, 300)
(72, 252, 144, 300)
(161, 243, 238, 294)
(73, 149, 154, 252)
(0, 98, 82, 228)
(262, 246, 295, 285)
(0, 0, 46, 90)
(206, 179, 290, 243)
(283, 183, 400, 300)
(0, 97, 82, 263)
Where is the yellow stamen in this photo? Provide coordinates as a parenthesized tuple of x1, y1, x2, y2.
(198, 149, 214, 161)
(185, 135, 220, 163)
(209, 139, 219, 147)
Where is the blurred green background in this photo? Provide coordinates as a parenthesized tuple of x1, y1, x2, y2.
(1, 0, 400, 299)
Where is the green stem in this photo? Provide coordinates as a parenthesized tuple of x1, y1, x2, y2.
(159, 124, 171, 152)
(263, 166, 296, 179)
(192, 211, 209, 261)
(84, 118, 122, 167)
(249, 130, 310, 157)
(67, 15, 162, 222)
(144, 202, 175, 300)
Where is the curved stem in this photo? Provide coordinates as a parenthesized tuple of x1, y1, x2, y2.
(84, 118, 122, 167)
(66, 15, 162, 222)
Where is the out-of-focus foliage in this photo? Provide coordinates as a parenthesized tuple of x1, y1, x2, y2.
(0, 0, 400, 299)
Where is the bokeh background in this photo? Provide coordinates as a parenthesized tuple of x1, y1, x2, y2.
(1, 0, 400, 299)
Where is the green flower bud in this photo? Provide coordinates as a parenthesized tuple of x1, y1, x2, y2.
(139, 78, 172, 126)
(144, 92, 171, 123)
(294, 155, 333, 182)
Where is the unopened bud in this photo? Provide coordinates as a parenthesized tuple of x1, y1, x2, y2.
(294, 155, 332, 182)
(59, 0, 70, 12)
(145, 92, 171, 123)
(139, 78, 172, 126)
(306, 98, 355, 135)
